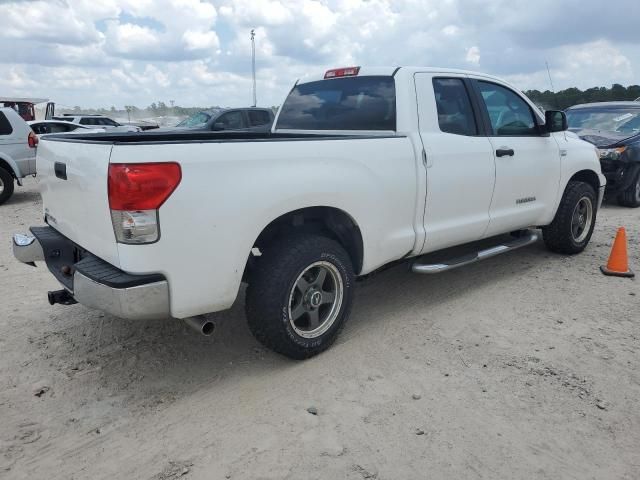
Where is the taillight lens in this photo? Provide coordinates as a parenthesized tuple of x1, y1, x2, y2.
(108, 163, 181, 210)
(108, 163, 181, 244)
(28, 131, 38, 148)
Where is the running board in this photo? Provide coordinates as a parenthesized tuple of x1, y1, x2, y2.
(411, 231, 539, 274)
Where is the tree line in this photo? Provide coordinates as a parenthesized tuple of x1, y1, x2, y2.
(525, 84, 640, 110)
(57, 84, 640, 119)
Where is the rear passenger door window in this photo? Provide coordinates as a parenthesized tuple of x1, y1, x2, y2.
(476, 81, 538, 136)
(248, 110, 271, 126)
(432, 78, 478, 136)
(216, 111, 245, 130)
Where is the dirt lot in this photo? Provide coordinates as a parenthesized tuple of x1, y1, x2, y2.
(1, 178, 639, 480)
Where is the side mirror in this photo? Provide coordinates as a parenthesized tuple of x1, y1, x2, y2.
(212, 122, 225, 131)
(545, 110, 568, 132)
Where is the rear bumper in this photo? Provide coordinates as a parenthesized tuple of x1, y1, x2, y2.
(13, 227, 170, 320)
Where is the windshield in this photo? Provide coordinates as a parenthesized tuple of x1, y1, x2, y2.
(176, 111, 211, 128)
(276, 76, 396, 131)
(566, 107, 640, 135)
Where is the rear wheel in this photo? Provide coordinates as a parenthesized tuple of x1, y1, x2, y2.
(245, 233, 355, 359)
(543, 181, 597, 254)
(0, 167, 15, 205)
(617, 169, 640, 208)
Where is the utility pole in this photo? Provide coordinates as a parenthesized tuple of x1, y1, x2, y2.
(251, 29, 257, 107)
(545, 61, 555, 93)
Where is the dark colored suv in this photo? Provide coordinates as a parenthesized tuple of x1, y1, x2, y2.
(566, 101, 640, 207)
(173, 107, 274, 132)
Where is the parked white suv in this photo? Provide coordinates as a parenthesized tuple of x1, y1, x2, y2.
(0, 107, 38, 204)
(14, 66, 604, 358)
(52, 114, 140, 132)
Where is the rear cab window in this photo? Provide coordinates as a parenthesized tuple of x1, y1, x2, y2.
(276, 76, 396, 131)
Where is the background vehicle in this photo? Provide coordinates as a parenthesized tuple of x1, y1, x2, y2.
(52, 114, 140, 132)
(566, 101, 640, 207)
(0, 107, 37, 204)
(118, 119, 159, 131)
(172, 107, 274, 132)
(0, 97, 48, 121)
(14, 67, 604, 359)
(29, 120, 106, 136)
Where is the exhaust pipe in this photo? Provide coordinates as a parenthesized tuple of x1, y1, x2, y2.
(183, 316, 215, 336)
(48, 289, 77, 306)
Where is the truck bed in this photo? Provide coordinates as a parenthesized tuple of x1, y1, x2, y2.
(35, 130, 417, 318)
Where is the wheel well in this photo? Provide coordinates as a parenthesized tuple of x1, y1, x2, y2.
(0, 158, 16, 178)
(569, 170, 600, 194)
(246, 207, 364, 277)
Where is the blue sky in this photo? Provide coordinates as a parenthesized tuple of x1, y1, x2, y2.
(0, 0, 638, 109)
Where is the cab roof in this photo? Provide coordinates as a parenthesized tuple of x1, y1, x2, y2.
(298, 66, 511, 85)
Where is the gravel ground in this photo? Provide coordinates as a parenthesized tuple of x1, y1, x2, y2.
(1, 178, 639, 480)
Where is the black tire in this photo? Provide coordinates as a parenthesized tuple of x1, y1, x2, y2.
(0, 167, 14, 205)
(542, 181, 597, 254)
(617, 169, 640, 208)
(245, 233, 355, 359)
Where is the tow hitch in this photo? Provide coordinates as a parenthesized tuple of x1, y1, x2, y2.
(47, 289, 77, 306)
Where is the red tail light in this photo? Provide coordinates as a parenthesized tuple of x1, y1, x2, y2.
(28, 131, 38, 148)
(324, 66, 360, 79)
(108, 163, 182, 210)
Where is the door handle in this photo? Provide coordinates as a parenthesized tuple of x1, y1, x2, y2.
(496, 148, 514, 157)
(54, 162, 67, 180)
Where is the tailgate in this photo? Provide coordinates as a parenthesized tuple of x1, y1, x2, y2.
(36, 138, 120, 267)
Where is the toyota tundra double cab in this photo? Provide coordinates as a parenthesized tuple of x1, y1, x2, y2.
(13, 67, 605, 359)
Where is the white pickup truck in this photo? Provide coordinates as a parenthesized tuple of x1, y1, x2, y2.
(14, 66, 604, 359)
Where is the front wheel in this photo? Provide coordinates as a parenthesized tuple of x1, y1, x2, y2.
(542, 181, 597, 254)
(0, 167, 15, 205)
(245, 233, 355, 359)
(617, 169, 640, 208)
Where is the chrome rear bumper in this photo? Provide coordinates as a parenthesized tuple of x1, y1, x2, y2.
(12, 233, 44, 266)
(13, 230, 170, 321)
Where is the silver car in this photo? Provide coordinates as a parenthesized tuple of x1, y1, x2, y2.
(0, 107, 37, 205)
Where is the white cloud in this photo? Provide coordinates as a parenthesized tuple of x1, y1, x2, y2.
(0, 0, 638, 109)
(465, 46, 480, 65)
(183, 30, 221, 51)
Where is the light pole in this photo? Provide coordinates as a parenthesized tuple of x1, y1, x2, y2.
(251, 29, 257, 107)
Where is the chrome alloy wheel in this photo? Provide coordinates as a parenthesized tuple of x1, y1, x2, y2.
(571, 196, 593, 243)
(288, 261, 344, 339)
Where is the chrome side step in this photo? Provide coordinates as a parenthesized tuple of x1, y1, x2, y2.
(412, 231, 539, 274)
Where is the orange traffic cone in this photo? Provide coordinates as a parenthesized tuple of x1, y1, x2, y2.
(600, 227, 634, 278)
